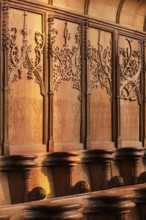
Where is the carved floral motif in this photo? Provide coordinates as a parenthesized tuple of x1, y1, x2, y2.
(50, 21, 81, 92)
(8, 11, 45, 95)
(87, 31, 112, 97)
(119, 37, 142, 103)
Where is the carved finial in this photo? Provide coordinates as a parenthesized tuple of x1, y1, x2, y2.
(63, 22, 70, 47)
(22, 10, 28, 42)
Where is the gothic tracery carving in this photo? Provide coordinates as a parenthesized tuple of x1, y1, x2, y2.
(119, 37, 142, 103)
(8, 11, 45, 95)
(87, 31, 112, 97)
(50, 21, 81, 92)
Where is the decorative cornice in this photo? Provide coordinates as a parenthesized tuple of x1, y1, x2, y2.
(115, 147, 143, 160)
(0, 154, 37, 171)
(116, 0, 125, 24)
(81, 149, 115, 163)
(42, 151, 80, 166)
(25, 203, 83, 220)
(85, 194, 135, 216)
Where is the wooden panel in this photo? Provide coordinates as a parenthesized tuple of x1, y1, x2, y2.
(120, 0, 145, 31)
(87, 27, 113, 148)
(53, 0, 85, 14)
(88, 0, 120, 23)
(52, 19, 81, 150)
(8, 9, 44, 148)
(119, 35, 142, 146)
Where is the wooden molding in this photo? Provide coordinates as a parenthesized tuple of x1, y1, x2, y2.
(116, 0, 125, 24)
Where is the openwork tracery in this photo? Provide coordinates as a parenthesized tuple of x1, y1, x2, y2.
(87, 30, 112, 97)
(8, 11, 45, 95)
(50, 21, 81, 92)
(119, 37, 142, 104)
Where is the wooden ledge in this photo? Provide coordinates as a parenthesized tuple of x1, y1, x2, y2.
(142, 147, 146, 159)
(25, 203, 83, 219)
(115, 147, 143, 160)
(42, 151, 81, 166)
(135, 186, 146, 203)
(0, 155, 37, 171)
(85, 194, 135, 215)
(0, 216, 10, 220)
(81, 149, 115, 163)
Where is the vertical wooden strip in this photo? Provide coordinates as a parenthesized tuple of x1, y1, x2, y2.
(143, 16, 146, 32)
(115, 30, 122, 148)
(80, 22, 86, 146)
(43, 12, 49, 148)
(0, 2, 3, 155)
(144, 40, 146, 146)
(2, 1, 10, 155)
(48, 13, 55, 152)
(112, 31, 116, 143)
(85, 21, 91, 149)
(140, 40, 144, 144)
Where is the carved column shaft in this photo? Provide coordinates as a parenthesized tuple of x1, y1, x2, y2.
(85, 22, 91, 149)
(114, 30, 122, 147)
(144, 41, 146, 147)
(66, 166, 73, 195)
(102, 161, 110, 189)
(48, 14, 55, 152)
(23, 170, 31, 202)
(133, 159, 139, 184)
(2, 2, 10, 155)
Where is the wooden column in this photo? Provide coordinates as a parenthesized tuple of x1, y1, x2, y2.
(25, 203, 83, 220)
(116, 147, 143, 185)
(81, 149, 115, 190)
(2, 1, 10, 155)
(0, 155, 37, 203)
(42, 151, 80, 196)
(0, 216, 10, 220)
(84, 194, 135, 220)
(114, 30, 122, 148)
(84, 21, 91, 149)
(144, 40, 146, 147)
(135, 186, 146, 220)
(48, 13, 56, 152)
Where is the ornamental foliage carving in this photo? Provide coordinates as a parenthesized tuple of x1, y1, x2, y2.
(8, 11, 45, 95)
(87, 31, 112, 97)
(50, 20, 81, 92)
(119, 37, 142, 103)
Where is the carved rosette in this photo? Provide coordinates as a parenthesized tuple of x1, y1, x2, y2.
(87, 31, 112, 97)
(119, 37, 142, 103)
(50, 21, 81, 94)
(8, 11, 45, 95)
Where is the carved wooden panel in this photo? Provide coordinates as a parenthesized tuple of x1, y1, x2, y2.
(87, 28, 112, 146)
(52, 19, 81, 148)
(119, 35, 142, 142)
(8, 9, 44, 145)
